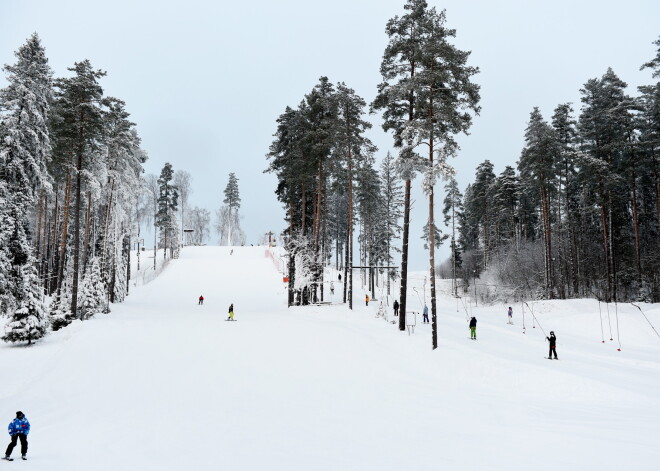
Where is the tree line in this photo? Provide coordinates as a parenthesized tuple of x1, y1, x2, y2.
(451, 38, 660, 303)
(0, 34, 218, 345)
(267, 0, 480, 350)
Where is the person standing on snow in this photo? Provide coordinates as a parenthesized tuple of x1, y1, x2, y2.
(4, 411, 29, 461)
(423, 304, 429, 323)
(330, 282, 335, 295)
(365, 294, 370, 306)
(199, 295, 204, 305)
(507, 306, 513, 324)
(546, 331, 558, 359)
(227, 303, 234, 321)
(469, 316, 477, 340)
(393, 299, 399, 317)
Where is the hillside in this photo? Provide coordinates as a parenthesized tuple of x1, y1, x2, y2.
(1, 246, 659, 470)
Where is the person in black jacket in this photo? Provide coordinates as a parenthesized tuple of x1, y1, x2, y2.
(469, 316, 477, 340)
(546, 331, 558, 359)
(393, 300, 399, 317)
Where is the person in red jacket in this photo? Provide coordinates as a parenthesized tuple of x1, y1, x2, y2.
(198, 295, 204, 305)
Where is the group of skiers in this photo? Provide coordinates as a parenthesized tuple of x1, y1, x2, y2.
(197, 295, 236, 321)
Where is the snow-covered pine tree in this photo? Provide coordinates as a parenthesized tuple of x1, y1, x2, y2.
(156, 163, 179, 259)
(334, 82, 376, 308)
(77, 257, 106, 319)
(442, 176, 463, 296)
(0, 33, 53, 320)
(53, 60, 106, 319)
(2, 265, 48, 345)
(372, 0, 432, 330)
(219, 172, 243, 246)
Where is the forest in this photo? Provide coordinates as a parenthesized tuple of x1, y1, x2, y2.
(266, 0, 660, 353)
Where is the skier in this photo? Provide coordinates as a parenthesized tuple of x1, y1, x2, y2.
(338, 273, 342, 282)
(393, 299, 399, 317)
(546, 331, 558, 359)
(4, 411, 29, 461)
(422, 304, 429, 323)
(227, 303, 234, 321)
(469, 316, 477, 340)
(507, 306, 513, 324)
(198, 295, 204, 305)
(365, 294, 370, 306)
(330, 282, 335, 295)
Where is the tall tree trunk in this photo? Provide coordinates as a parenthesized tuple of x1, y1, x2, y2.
(399, 179, 411, 331)
(630, 166, 642, 280)
(83, 191, 92, 273)
(71, 141, 84, 319)
(35, 190, 44, 262)
(287, 198, 295, 307)
(57, 164, 73, 294)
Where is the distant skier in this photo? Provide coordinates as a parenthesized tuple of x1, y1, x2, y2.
(4, 411, 29, 461)
(330, 282, 335, 295)
(365, 294, 370, 306)
(469, 316, 477, 340)
(507, 306, 513, 324)
(230, 249, 233, 255)
(422, 304, 429, 323)
(338, 273, 342, 282)
(393, 299, 399, 317)
(198, 295, 204, 305)
(546, 331, 558, 359)
(227, 303, 234, 321)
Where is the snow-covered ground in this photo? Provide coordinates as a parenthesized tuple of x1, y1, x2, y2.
(1, 246, 659, 470)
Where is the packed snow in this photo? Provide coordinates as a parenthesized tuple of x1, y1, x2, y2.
(1, 246, 659, 470)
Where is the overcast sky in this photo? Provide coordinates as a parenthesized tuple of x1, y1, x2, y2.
(1, 0, 658, 270)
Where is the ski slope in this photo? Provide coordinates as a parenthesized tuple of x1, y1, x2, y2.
(1, 246, 659, 470)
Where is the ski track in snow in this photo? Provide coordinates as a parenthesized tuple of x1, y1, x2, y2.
(1, 246, 659, 470)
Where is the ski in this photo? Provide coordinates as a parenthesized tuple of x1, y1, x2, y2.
(2, 457, 13, 461)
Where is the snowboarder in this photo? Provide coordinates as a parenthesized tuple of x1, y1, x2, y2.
(330, 282, 335, 295)
(469, 316, 477, 340)
(4, 411, 29, 461)
(227, 303, 234, 321)
(423, 304, 429, 323)
(393, 299, 399, 317)
(546, 331, 558, 359)
(365, 294, 370, 306)
(507, 306, 513, 324)
(198, 295, 204, 305)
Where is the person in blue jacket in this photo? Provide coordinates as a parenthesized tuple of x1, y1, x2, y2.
(4, 411, 29, 461)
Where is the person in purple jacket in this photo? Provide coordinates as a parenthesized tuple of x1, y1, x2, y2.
(4, 411, 29, 461)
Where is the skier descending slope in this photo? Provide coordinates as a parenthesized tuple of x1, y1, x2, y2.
(227, 303, 235, 321)
(507, 306, 513, 324)
(546, 331, 558, 359)
(4, 411, 29, 461)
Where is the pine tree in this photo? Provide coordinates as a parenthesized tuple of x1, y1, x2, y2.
(53, 60, 106, 319)
(334, 82, 375, 308)
(372, 0, 432, 331)
(442, 176, 463, 296)
(156, 162, 179, 259)
(379, 151, 403, 295)
(0, 34, 53, 320)
(78, 257, 107, 319)
(2, 265, 48, 345)
(222, 172, 241, 246)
